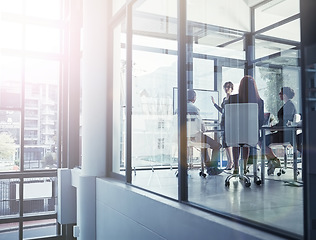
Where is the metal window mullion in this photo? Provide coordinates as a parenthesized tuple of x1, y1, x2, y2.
(125, 5, 133, 184)
(106, 8, 114, 178)
(254, 13, 300, 36)
(178, 0, 188, 202)
(19, 177, 24, 240)
(20, 5, 26, 236)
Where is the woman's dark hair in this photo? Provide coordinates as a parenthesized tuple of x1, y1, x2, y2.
(238, 75, 261, 103)
(223, 81, 234, 90)
(281, 87, 295, 99)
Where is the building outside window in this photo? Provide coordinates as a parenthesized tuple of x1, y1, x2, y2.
(0, 0, 65, 238)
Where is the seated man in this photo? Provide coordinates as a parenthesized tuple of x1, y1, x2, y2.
(187, 89, 222, 175)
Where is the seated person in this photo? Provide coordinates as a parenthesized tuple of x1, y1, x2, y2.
(264, 87, 297, 175)
(187, 89, 222, 175)
(227, 76, 264, 175)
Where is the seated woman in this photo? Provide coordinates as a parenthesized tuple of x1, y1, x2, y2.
(228, 76, 264, 175)
(264, 87, 297, 175)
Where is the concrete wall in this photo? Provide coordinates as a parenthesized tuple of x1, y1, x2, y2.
(96, 178, 286, 240)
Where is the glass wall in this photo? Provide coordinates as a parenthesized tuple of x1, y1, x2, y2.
(130, 0, 178, 198)
(110, 0, 303, 238)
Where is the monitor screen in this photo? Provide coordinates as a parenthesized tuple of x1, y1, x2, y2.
(173, 87, 219, 121)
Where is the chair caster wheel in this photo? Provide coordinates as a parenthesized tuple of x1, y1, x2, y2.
(225, 181, 230, 187)
(245, 181, 251, 187)
(297, 171, 300, 175)
(282, 170, 286, 174)
(200, 172, 206, 178)
(277, 172, 281, 176)
(255, 180, 262, 185)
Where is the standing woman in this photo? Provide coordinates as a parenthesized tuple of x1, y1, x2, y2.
(228, 76, 264, 174)
(265, 87, 297, 175)
(211, 81, 234, 170)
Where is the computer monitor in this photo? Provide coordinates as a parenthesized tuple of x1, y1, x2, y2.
(173, 87, 219, 121)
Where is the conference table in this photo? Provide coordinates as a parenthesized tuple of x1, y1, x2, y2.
(260, 125, 302, 186)
(203, 124, 302, 186)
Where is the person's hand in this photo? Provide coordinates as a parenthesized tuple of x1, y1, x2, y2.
(211, 96, 215, 104)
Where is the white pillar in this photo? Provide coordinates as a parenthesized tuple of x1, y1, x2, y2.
(78, 0, 109, 239)
(81, 0, 108, 177)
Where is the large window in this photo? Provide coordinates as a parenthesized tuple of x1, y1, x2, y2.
(0, 0, 64, 238)
(111, 0, 303, 238)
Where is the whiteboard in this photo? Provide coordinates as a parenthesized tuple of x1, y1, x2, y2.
(173, 88, 219, 121)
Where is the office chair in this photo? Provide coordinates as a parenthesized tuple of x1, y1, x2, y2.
(224, 103, 260, 187)
(185, 114, 210, 177)
(269, 113, 302, 176)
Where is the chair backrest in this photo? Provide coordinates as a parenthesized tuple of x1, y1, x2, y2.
(293, 113, 302, 134)
(225, 103, 259, 147)
(187, 114, 202, 141)
(293, 113, 301, 123)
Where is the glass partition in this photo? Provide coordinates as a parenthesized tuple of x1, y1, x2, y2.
(112, 0, 304, 238)
(185, 0, 303, 237)
(130, 0, 178, 199)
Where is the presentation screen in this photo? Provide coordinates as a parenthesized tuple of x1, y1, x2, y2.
(173, 88, 219, 121)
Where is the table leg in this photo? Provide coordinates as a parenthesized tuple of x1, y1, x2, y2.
(261, 130, 266, 184)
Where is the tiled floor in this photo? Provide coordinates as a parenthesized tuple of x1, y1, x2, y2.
(132, 162, 303, 236)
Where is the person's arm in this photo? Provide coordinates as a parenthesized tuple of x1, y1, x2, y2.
(212, 97, 224, 113)
(276, 101, 297, 127)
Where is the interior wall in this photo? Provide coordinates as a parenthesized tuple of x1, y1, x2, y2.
(96, 178, 288, 240)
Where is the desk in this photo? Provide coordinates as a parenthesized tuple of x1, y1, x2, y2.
(261, 125, 302, 185)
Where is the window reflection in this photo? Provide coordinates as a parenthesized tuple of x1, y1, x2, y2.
(120, 0, 303, 237)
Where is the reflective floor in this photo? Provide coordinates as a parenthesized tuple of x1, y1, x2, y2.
(132, 161, 303, 236)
